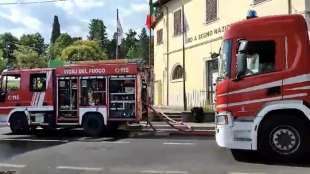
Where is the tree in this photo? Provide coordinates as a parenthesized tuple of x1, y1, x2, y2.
(138, 28, 149, 63)
(124, 29, 138, 59)
(14, 45, 47, 69)
(0, 33, 18, 68)
(107, 35, 117, 59)
(61, 40, 107, 61)
(0, 49, 7, 72)
(19, 33, 45, 55)
(50, 15, 61, 44)
(88, 19, 109, 49)
(49, 33, 73, 58)
(126, 46, 139, 59)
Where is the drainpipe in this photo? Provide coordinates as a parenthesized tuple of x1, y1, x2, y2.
(164, 5, 170, 106)
(181, 0, 187, 111)
(288, 0, 292, 14)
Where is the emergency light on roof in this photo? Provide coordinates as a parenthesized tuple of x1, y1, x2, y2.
(247, 10, 257, 19)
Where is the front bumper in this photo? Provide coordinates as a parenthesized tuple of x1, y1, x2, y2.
(215, 113, 256, 150)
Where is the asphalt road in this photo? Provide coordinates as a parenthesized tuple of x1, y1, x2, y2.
(0, 127, 308, 174)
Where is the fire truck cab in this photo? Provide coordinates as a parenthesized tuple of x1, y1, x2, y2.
(216, 15, 310, 160)
(0, 62, 144, 136)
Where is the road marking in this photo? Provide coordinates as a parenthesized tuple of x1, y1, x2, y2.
(57, 166, 103, 171)
(0, 163, 26, 168)
(0, 138, 68, 143)
(229, 173, 266, 174)
(104, 141, 131, 144)
(163, 142, 195, 145)
(140, 170, 188, 174)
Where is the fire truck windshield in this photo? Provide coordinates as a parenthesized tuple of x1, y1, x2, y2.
(218, 39, 232, 79)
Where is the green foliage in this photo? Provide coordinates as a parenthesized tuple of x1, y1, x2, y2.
(126, 46, 139, 59)
(0, 33, 18, 68)
(107, 36, 116, 59)
(50, 15, 61, 44)
(13, 45, 47, 69)
(138, 28, 149, 63)
(0, 50, 7, 72)
(88, 19, 109, 49)
(124, 29, 138, 59)
(19, 32, 46, 55)
(49, 33, 73, 58)
(61, 40, 107, 61)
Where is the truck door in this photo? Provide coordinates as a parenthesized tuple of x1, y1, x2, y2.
(57, 77, 78, 123)
(228, 37, 285, 117)
(0, 74, 21, 122)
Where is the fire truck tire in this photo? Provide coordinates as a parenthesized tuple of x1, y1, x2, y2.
(231, 149, 257, 161)
(258, 114, 307, 161)
(9, 112, 30, 134)
(82, 113, 106, 137)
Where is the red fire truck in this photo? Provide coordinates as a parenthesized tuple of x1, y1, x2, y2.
(215, 14, 310, 160)
(0, 61, 146, 136)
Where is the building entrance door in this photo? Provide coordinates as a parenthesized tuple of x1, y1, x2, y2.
(207, 59, 218, 104)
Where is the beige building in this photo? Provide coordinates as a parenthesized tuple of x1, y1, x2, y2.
(153, 0, 310, 109)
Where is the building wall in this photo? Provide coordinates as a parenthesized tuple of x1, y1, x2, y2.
(154, 0, 307, 108)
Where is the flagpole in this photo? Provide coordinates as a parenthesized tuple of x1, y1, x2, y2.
(116, 8, 119, 59)
(148, 0, 152, 66)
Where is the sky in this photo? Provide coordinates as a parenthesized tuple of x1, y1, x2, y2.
(0, 0, 149, 43)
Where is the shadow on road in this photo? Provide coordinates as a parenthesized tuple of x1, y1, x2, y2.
(0, 140, 65, 161)
(231, 149, 310, 168)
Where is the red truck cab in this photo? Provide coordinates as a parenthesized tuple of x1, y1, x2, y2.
(216, 15, 310, 160)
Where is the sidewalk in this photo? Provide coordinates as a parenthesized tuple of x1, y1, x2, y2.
(127, 121, 215, 137)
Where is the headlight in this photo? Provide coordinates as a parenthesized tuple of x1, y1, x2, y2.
(216, 115, 228, 125)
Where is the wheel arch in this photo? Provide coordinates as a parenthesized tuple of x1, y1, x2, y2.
(251, 100, 310, 150)
(7, 109, 30, 125)
(81, 112, 106, 126)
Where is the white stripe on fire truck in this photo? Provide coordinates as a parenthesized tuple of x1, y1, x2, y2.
(31, 92, 38, 106)
(38, 71, 52, 106)
(218, 80, 282, 97)
(218, 73, 310, 97)
(285, 85, 310, 91)
(216, 93, 307, 109)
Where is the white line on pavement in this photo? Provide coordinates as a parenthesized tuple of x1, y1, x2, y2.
(140, 170, 189, 174)
(104, 141, 131, 144)
(0, 163, 26, 168)
(229, 173, 266, 174)
(57, 166, 103, 171)
(163, 142, 195, 145)
(0, 138, 68, 143)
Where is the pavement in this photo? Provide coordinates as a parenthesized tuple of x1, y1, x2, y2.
(0, 126, 307, 173)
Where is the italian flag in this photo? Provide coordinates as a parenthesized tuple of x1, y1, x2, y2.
(146, 0, 156, 30)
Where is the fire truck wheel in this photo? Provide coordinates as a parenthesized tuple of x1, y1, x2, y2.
(259, 115, 307, 161)
(83, 114, 106, 137)
(9, 113, 30, 134)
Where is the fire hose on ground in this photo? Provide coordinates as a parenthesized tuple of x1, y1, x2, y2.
(145, 104, 193, 133)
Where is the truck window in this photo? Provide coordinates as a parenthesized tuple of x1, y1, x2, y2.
(3, 75, 20, 91)
(238, 40, 275, 76)
(30, 74, 46, 92)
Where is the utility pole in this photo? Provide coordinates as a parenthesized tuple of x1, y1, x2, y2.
(288, 0, 292, 14)
(181, 1, 187, 111)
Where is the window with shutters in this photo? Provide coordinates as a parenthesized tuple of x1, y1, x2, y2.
(157, 29, 163, 45)
(206, 0, 217, 23)
(174, 9, 182, 36)
(253, 0, 268, 5)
